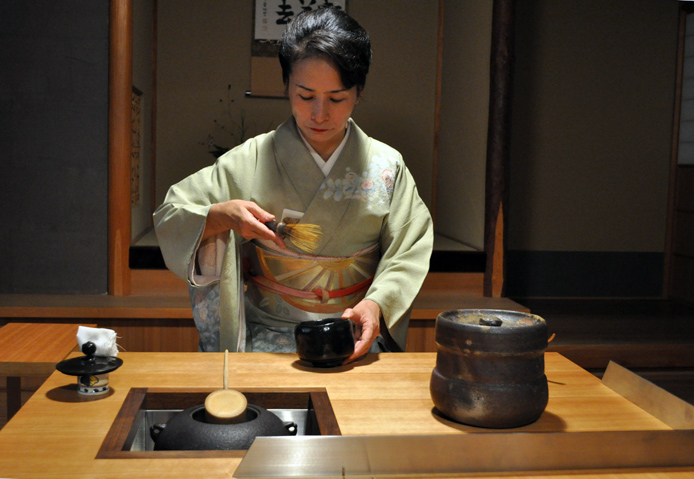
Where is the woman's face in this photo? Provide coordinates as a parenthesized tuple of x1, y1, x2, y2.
(288, 57, 360, 160)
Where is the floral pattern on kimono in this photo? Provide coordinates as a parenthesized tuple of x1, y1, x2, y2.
(319, 154, 396, 206)
(189, 282, 220, 352)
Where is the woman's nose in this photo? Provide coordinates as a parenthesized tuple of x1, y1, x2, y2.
(311, 99, 329, 122)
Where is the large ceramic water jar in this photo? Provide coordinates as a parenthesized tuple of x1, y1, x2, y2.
(430, 309, 549, 428)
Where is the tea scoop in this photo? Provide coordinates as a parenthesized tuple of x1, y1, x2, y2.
(204, 349, 247, 424)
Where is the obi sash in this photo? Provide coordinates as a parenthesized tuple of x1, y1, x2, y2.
(242, 240, 380, 325)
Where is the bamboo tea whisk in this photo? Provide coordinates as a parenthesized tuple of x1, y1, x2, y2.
(265, 220, 322, 253)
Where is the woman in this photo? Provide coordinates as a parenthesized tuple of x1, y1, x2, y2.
(154, 7, 433, 363)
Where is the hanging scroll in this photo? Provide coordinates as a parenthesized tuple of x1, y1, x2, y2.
(250, 0, 347, 97)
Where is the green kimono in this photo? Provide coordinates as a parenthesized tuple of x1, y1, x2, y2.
(153, 118, 433, 352)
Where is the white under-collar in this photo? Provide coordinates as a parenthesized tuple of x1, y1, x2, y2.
(297, 122, 351, 177)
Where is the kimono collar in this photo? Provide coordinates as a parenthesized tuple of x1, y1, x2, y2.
(297, 121, 352, 177)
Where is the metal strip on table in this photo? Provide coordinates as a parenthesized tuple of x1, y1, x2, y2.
(234, 430, 694, 478)
(602, 360, 694, 430)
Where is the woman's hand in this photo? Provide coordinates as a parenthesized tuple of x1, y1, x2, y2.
(342, 299, 381, 363)
(202, 200, 286, 249)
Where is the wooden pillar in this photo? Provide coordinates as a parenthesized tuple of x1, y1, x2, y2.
(108, 0, 133, 295)
(484, 0, 514, 298)
(665, 6, 688, 299)
(431, 0, 445, 223)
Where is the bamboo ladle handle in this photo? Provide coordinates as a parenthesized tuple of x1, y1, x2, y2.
(223, 348, 228, 389)
(205, 349, 247, 424)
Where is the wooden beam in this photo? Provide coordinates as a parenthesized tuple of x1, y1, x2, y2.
(665, 7, 687, 298)
(108, 0, 134, 295)
(484, 0, 514, 297)
(431, 0, 444, 222)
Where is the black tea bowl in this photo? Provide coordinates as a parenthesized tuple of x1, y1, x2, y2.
(294, 318, 355, 367)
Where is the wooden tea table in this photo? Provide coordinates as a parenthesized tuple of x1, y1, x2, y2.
(0, 322, 94, 419)
(0, 352, 692, 478)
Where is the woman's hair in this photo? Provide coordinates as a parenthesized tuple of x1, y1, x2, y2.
(279, 7, 372, 95)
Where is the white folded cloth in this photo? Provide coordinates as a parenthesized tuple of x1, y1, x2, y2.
(76, 326, 119, 357)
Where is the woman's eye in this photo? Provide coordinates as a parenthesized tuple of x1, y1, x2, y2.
(299, 95, 313, 101)
(330, 98, 345, 103)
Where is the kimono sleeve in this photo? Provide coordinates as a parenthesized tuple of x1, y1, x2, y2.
(152, 140, 258, 282)
(365, 159, 434, 350)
